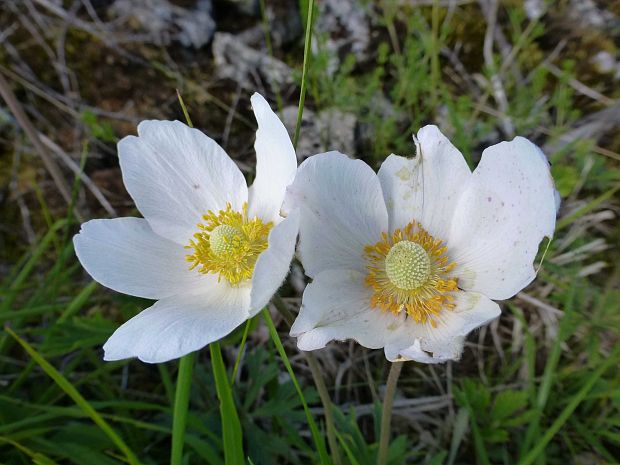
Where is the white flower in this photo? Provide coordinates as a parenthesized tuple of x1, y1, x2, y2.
(286, 126, 557, 363)
(74, 93, 299, 363)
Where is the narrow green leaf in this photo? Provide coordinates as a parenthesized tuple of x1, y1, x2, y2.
(556, 185, 620, 230)
(518, 345, 620, 465)
(4, 327, 141, 465)
(210, 342, 245, 465)
(171, 352, 196, 465)
(231, 319, 252, 386)
(262, 309, 330, 465)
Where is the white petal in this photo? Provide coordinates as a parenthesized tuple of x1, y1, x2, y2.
(447, 137, 557, 300)
(119, 120, 248, 244)
(284, 152, 388, 278)
(249, 209, 300, 315)
(73, 218, 217, 300)
(248, 93, 297, 223)
(103, 285, 250, 363)
(378, 125, 471, 240)
(384, 291, 500, 363)
(290, 269, 402, 351)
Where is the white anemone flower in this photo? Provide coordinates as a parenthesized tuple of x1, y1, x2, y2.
(286, 126, 557, 363)
(74, 93, 299, 363)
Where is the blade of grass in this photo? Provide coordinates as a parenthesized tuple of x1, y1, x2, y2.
(0, 219, 67, 314)
(4, 327, 141, 465)
(292, 0, 315, 149)
(556, 185, 620, 230)
(57, 281, 98, 323)
(0, 436, 61, 465)
(171, 351, 196, 465)
(210, 341, 245, 465)
(262, 309, 330, 465)
(272, 295, 341, 464)
(231, 319, 252, 386)
(518, 344, 620, 465)
(335, 431, 362, 465)
(521, 283, 576, 456)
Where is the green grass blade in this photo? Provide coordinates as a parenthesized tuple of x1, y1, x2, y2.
(171, 352, 196, 465)
(292, 0, 315, 149)
(0, 219, 67, 314)
(57, 281, 98, 323)
(0, 436, 61, 465)
(518, 344, 620, 465)
(210, 342, 245, 465)
(262, 309, 330, 465)
(231, 319, 252, 386)
(4, 327, 141, 465)
(556, 185, 620, 230)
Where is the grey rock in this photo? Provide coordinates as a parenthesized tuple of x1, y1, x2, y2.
(111, 0, 215, 48)
(566, 0, 618, 32)
(281, 106, 357, 160)
(212, 32, 294, 89)
(315, 0, 371, 65)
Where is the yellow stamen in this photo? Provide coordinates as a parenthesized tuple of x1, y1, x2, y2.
(364, 221, 458, 326)
(185, 203, 272, 285)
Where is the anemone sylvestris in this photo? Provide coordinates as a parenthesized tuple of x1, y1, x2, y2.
(74, 93, 298, 363)
(286, 126, 557, 363)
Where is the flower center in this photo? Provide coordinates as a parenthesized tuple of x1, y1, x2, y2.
(209, 225, 242, 256)
(385, 241, 431, 290)
(186, 203, 272, 285)
(364, 221, 458, 327)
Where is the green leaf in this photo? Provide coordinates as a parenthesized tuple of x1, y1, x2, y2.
(210, 342, 245, 465)
(4, 327, 141, 465)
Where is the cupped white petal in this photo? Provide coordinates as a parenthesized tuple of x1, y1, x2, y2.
(384, 291, 500, 363)
(74, 218, 217, 300)
(378, 125, 471, 240)
(248, 93, 297, 223)
(249, 209, 300, 315)
(118, 120, 248, 245)
(284, 152, 388, 278)
(290, 269, 499, 364)
(103, 285, 250, 363)
(447, 137, 557, 300)
(290, 269, 402, 351)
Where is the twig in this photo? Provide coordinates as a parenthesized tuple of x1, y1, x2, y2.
(38, 134, 117, 216)
(0, 72, 82, 221)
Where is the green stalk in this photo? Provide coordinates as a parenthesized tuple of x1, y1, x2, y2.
(293, 0, 315, 149)
(377, 361, 404, 465)
(171, 352, 196, 465)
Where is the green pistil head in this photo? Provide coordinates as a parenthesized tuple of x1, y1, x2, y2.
(209, 225, 242, 256)
(385, 240, 431, 290)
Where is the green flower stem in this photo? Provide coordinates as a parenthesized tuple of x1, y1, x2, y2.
(171, 352, 196, 465)
(377, 361, 404, 465)
(272, 295, 342, 465)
